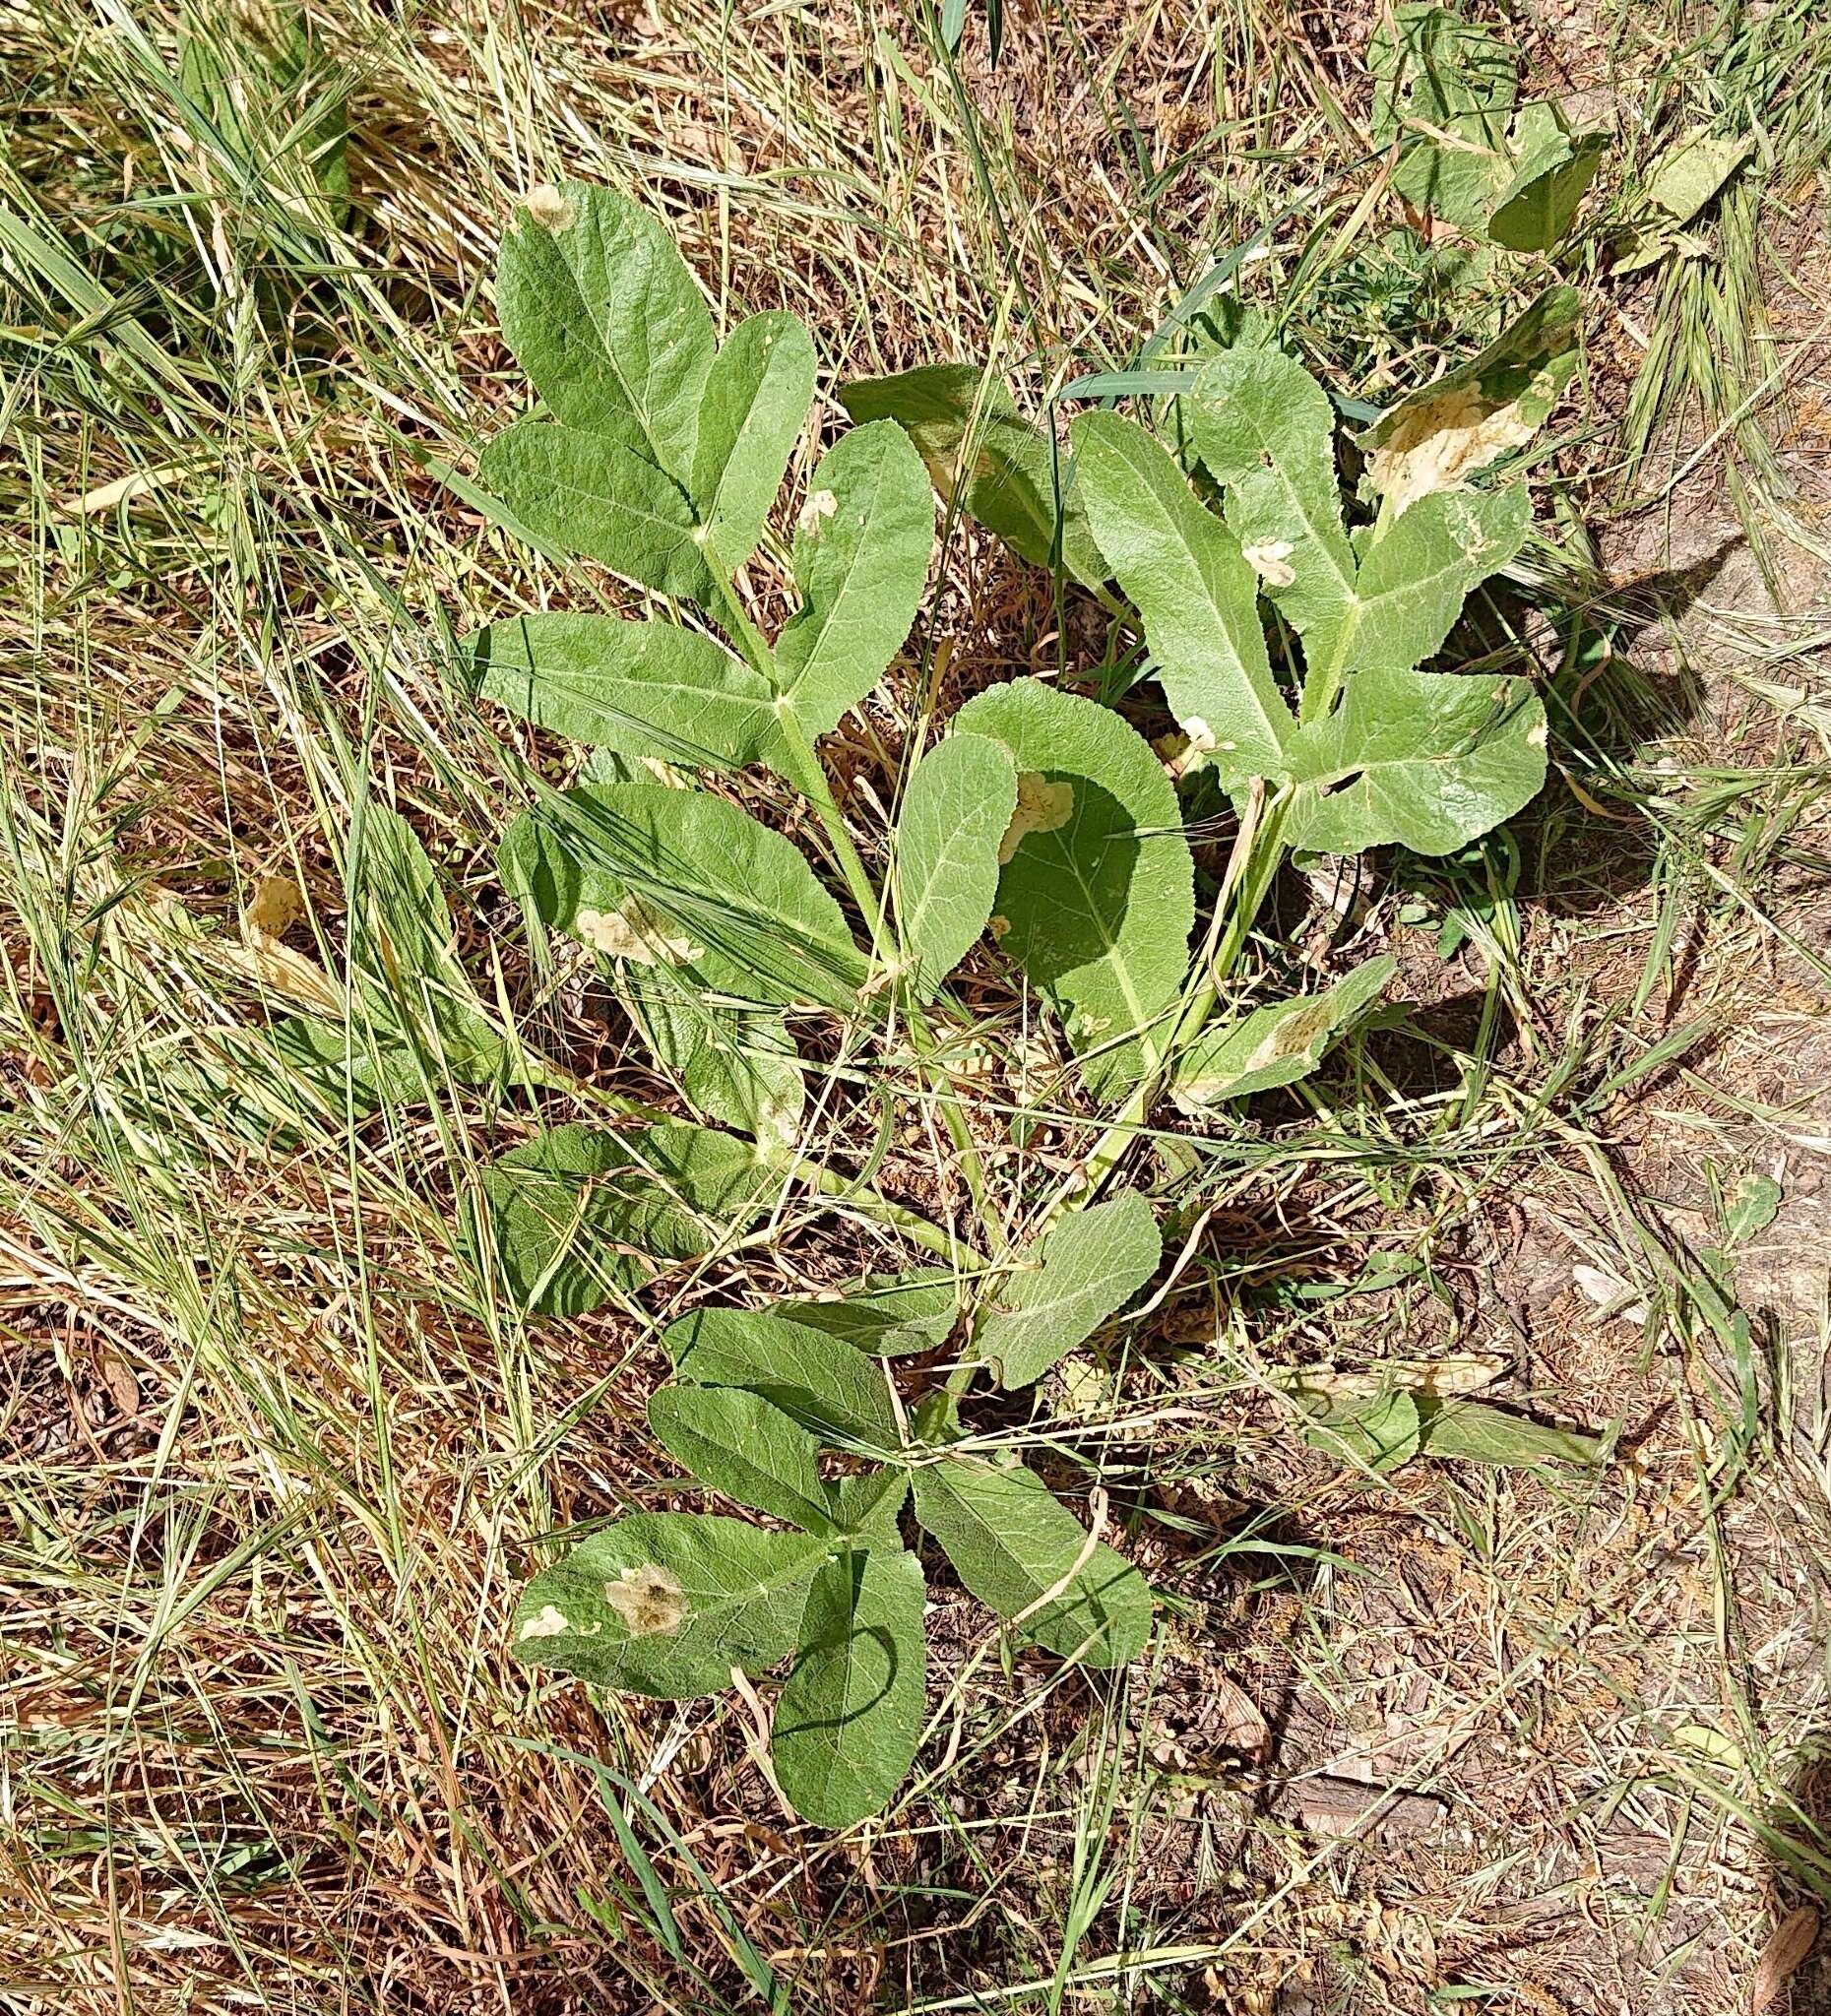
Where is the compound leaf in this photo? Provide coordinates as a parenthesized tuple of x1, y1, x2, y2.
(976, 1191, 1160, 1390)
(648, 1384, 837, 1532)
(666, 1306, 904, 1455)
(465, 612, 782, 772)
(1284, 666, 1547, 856)
(913, 1456, 1152, 1667)
(690, 310, 816, 571)
(510, 1513, 825, 1698)
(478, 419, 713, 603)
(775, 419, 932, 738)
(1071, 410, 1294, 783)
(839, 363, 1105, 586)
(1171, 955, 1397, 1107)
(1299, 485, 1530, 720)
(499, 780, 865, 1010)
(1190, 347, 1357, 647)
(478, 1121, 775, 1316)
(954, 677, 1195, 1096)
(893, 731, 1019, 1001)
(774, 1545, 927, 1827)
(497, 180, 714, 484)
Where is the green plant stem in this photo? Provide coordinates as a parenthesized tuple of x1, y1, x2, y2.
(708, 573, 994, 1233)
(1060, 788, 1294, 1206)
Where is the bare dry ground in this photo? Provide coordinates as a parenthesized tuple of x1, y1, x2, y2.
(4, 1, 1831, 2012)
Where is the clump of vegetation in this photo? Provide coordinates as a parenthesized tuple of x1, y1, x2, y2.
(468, 180, 1565, 1823)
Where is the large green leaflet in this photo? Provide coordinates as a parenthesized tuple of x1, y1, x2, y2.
(478, 419, 715, 603)
(1190, 347, 1356, 649)
(777, 1272, 961, 1356)
(690, 311, 817, 571)
(775, 1546, 927, 1828)
(774, 420, 934, 737)
(975, 1190, 1161, 1390)
(666, 1306, 905, 1455)
(893, 731, 1019, 1001)
(510, 1513, 825, 1698)
(478, 1121, 776, 1315)
(1299, 485, 1531, 719)
(1171, 956, 1398, 1107)
(1071, 410, 1294, 787)
(464, 612, 782, 771)
(839, 362, 1106, 586)
(497, 182, 715, 480)
(1488, 105, 1608, 254)
(499, 780, 865, 1010)
(913, 1456, 1152, 1667)
(954, 677, 1195, 1095)
(1283, 666, 1547, 856)
(648, 1384, 837, 1533)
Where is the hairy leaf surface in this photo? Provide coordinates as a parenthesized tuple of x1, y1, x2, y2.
(1190, 347, 1356, 646)
(955, 677, 1195, 1096)
(913, 1456, 1152, 1667)
(775, 1546, 927, 1827)
(499, 781, 865, 1009)
(1284, 667, 1547, 856)
(648, 1385, 837, 1532)
(976, 1191, 1161, 1390)
(466, 612, 781, 771)
(777, 1273, 961, 1357)
(1172, 956, 1397, 1106)
(666, 1306, 904, 1454)
(775, 419, 932, 737)
(478, 419, 713, 602)
(623, 968, 804, 1146)
(510, 1513, 825, 1697)
(497, 181, 715, 482)
(690, 311, 816, 570)
(839, 363, 1105, 585)
(1071, 410, 1294, 782)
(893, 731, 1018, 1001)
(479, 1122, 773, 1316)
(1300, 485, 1530, 719)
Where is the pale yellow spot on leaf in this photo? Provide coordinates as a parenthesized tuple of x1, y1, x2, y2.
(796, 488, 839, 535)
(1367, 385, 1538, 521)
(518, 1604, 573, 1641)
(604, 1564, 687, 1637)
(524, 184, 575, 231)
(575, 900, 703, 967)
(997, 773, 1074, 864)
(1241, 539, 1296, 588)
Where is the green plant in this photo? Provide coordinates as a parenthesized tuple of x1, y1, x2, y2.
(467, 181, 1565, 1827)
(1369, 2, 1606, 254)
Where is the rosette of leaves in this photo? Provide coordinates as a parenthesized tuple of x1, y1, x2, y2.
(846, 313, 1554, 1109)
(512, 1250, 1158, 1827)
(1369, 3, 1607, 253)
